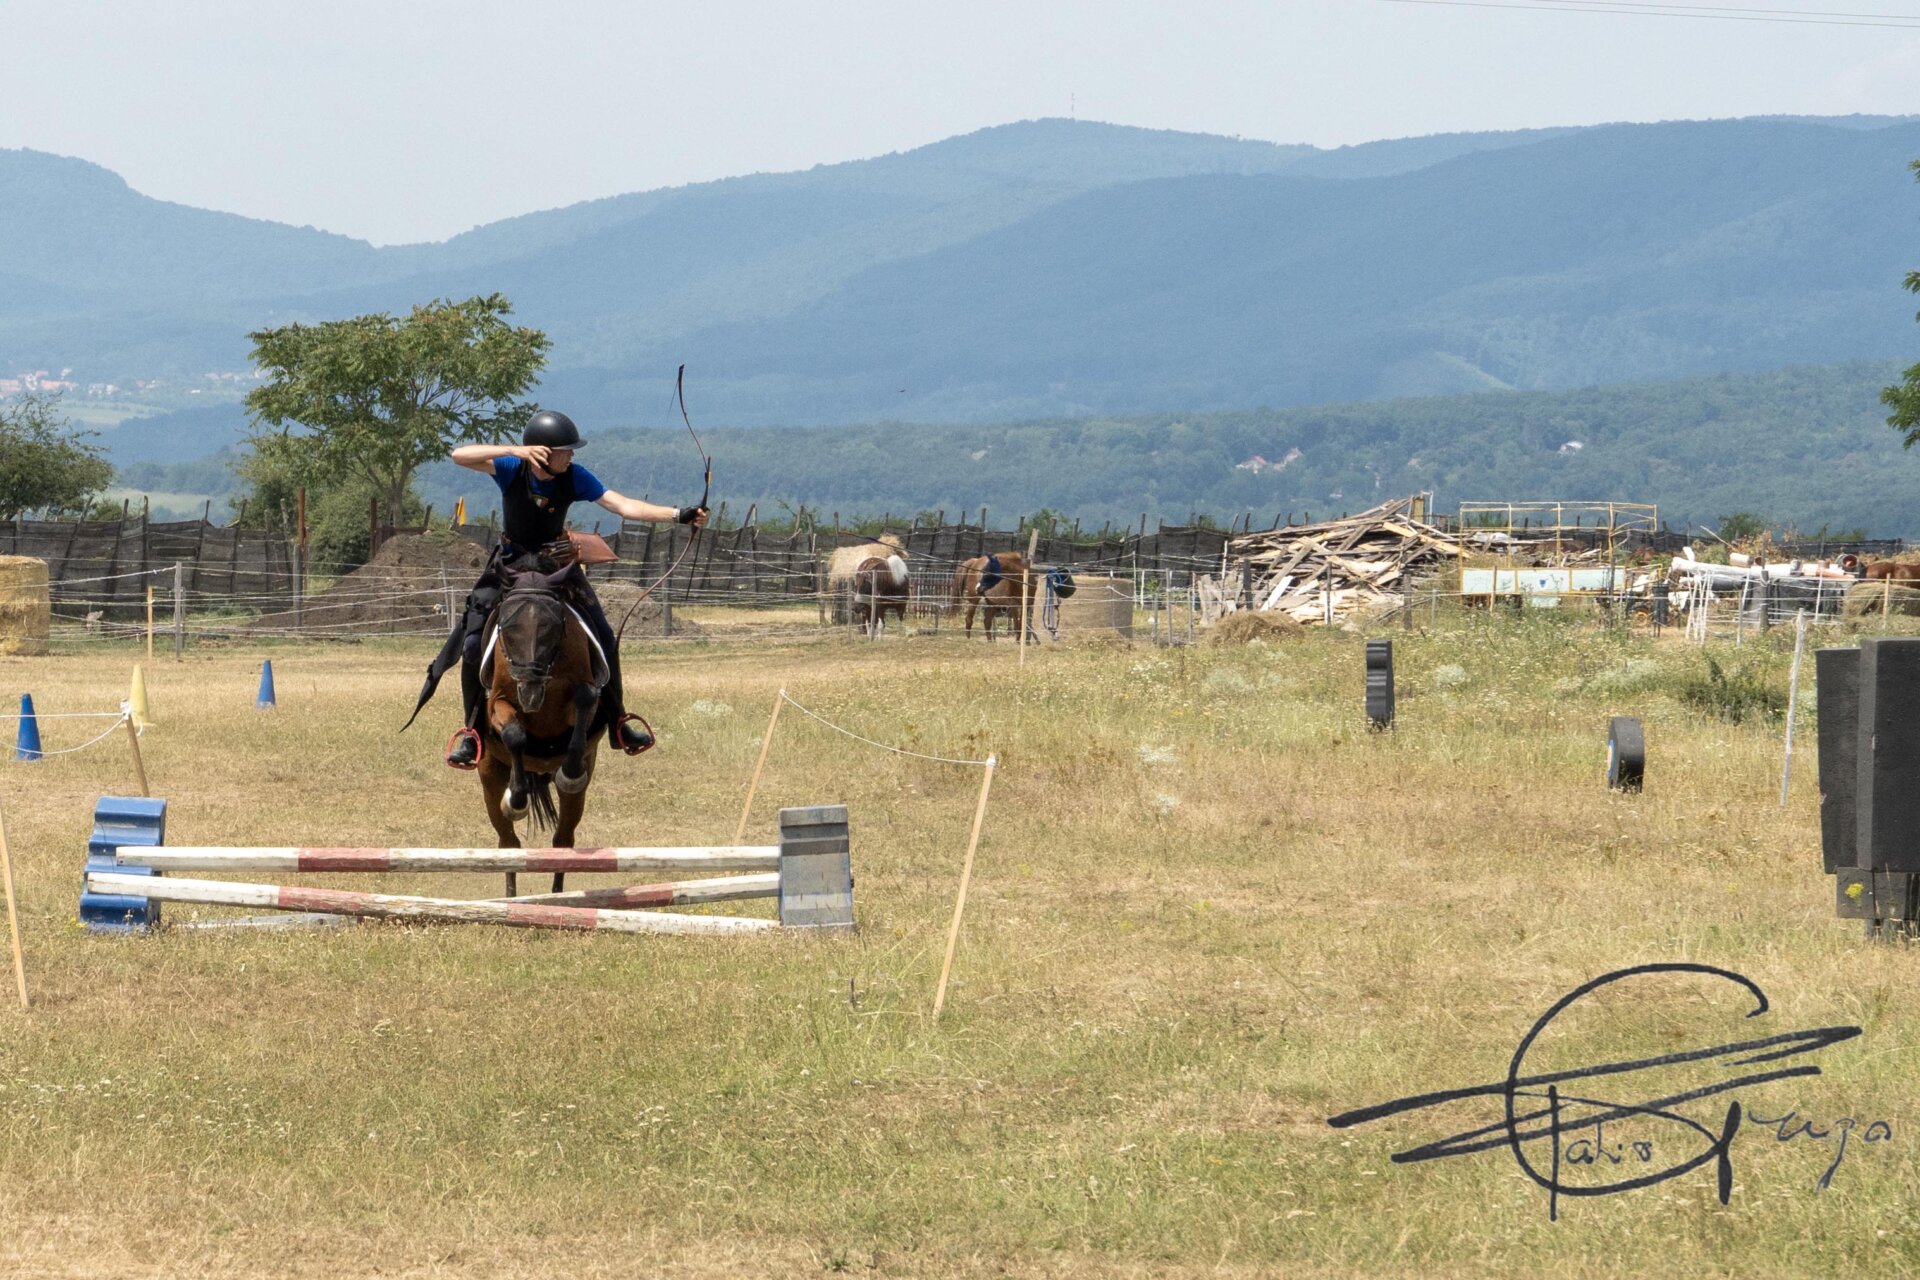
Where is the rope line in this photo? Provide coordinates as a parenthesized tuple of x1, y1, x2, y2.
(778, 692, 993, 768)
(23, 715, 137, 758)
(0, 710, 126, 720)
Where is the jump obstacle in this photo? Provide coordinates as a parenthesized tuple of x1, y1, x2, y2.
(78, 797, 854, 935)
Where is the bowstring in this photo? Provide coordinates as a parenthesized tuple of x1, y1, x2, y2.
(614, 364, 712, 644)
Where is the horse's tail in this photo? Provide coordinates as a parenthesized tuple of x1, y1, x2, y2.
(886, 555, 908, 588)
(524, 772, 559, 833)
(948, 561, 975, 615)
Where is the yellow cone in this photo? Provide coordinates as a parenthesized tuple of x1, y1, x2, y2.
(128, 664, 151, 730)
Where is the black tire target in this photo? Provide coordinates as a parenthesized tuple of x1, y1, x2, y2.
(1607, 716, 1645, 792)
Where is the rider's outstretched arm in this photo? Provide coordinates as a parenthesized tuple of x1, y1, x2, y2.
(597, 490, 708, 526)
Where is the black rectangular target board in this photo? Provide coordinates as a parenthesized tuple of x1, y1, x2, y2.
(1814, 646, 1859, 875)
(1856, 637, 1920, 872)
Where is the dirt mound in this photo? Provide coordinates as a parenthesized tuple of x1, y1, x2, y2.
(1203, 611, 1307, 645)
(258, 533, 486, 634)
(596, 579, 708, 640)
(257, 534, 710, 639)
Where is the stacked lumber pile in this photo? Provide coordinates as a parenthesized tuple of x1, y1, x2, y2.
(1226, 497, 1464, 625)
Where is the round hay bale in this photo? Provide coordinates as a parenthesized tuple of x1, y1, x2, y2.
(825, 538, 908, 623)
(1842, 581, 1920, 618)
(1203, 610, 1305, 645)
(1052, 575, 1132, 640)
(0, 556, 51, 656)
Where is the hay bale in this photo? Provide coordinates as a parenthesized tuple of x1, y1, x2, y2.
(0, 556, 51, 655)
(1052, 575, 1133, 640)
(1842, 581, 1920, 618)
(825, 538, 907, 623)
(825, 537, 906, 588)
(1203, 610, 1306, 645)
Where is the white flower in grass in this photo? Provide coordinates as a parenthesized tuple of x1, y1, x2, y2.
(1148, 793, 1180, 815)
(687, 699, 733, 717)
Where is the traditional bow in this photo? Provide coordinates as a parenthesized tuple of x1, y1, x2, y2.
(615, 364, 710, 643)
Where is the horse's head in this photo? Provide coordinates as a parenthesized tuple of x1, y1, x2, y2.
(496, 566, 574, 712)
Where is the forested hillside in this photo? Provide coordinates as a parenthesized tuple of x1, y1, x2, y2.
(121, 358, 1920, 536)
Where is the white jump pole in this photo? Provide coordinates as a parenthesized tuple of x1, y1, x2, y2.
(85, 873, 777, 936)
(503, 873, 778, 909)
(116, 846, 779, 874)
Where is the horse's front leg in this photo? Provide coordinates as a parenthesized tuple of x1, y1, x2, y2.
(478, 752, 520, 896)
(549, 683, 600, 892)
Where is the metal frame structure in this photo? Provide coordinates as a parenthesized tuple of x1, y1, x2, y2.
(1456, 501, 1659, 605)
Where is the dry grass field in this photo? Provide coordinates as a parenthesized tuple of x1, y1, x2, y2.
(0, 609, 1917, 1277)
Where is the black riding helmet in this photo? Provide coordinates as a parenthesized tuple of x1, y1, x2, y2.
(524, 409, 585, 451)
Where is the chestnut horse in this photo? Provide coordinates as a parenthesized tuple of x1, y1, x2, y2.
(850, 554, 910, 638)
(950, 552, 1039, 640)
(478, 561, 609, 895)
(1862, 559, 1920, 582)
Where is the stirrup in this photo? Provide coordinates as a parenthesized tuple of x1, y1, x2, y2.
(612, 712, 655, 756)
(445, 727, 483, 770)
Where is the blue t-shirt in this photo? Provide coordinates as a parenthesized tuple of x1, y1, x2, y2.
(491, 455, 608, 506)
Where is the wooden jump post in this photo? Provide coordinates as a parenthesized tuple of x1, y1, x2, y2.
(78, 800, 854, 935)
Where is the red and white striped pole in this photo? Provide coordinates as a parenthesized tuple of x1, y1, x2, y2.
(114, 846, 778, 874)
(85, 873, 776, 936)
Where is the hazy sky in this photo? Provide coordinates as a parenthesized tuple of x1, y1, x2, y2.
(5, 0, 1918, 245)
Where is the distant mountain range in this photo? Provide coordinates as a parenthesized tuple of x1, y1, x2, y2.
(7, 114, 1920, 432)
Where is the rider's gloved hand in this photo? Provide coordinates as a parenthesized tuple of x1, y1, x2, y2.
(676, 505, 709, 527)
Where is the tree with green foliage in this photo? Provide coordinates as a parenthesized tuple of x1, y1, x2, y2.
(244, 294, 550, 529)
(0, 392, 114, 520)
(1884, 161, 1920, 445)
(1714, 512, 1772, 543)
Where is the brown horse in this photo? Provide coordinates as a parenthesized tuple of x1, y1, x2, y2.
(850, 554, 910, 638)
(478, 562, 609, 895)
(950, 552, 1039, 640)
(1862, 559, 1920, 582)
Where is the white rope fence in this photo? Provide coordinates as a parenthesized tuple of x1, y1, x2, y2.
(732, 687, 996, 1020)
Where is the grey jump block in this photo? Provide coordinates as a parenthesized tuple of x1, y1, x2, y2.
(777, 804, 855, 930)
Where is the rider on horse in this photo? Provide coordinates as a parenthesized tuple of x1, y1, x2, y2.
(435, 408, 708, 768)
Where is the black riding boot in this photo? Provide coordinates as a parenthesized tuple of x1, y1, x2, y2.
(578, 599, 652, 754)
(598, 631, 654, 753)
(445, 650, 486, 768)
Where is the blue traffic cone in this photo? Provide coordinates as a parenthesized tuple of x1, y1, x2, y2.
(255, 660, 277, 711)
(15, 693, 42, 761)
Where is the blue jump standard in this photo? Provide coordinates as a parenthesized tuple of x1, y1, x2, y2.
(79, 796, 168, 931)
(256, 660, 277, 710)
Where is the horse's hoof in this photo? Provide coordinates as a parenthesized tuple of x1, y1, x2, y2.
(554, 767, 590, 795)
(505, 792, 529, 820)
